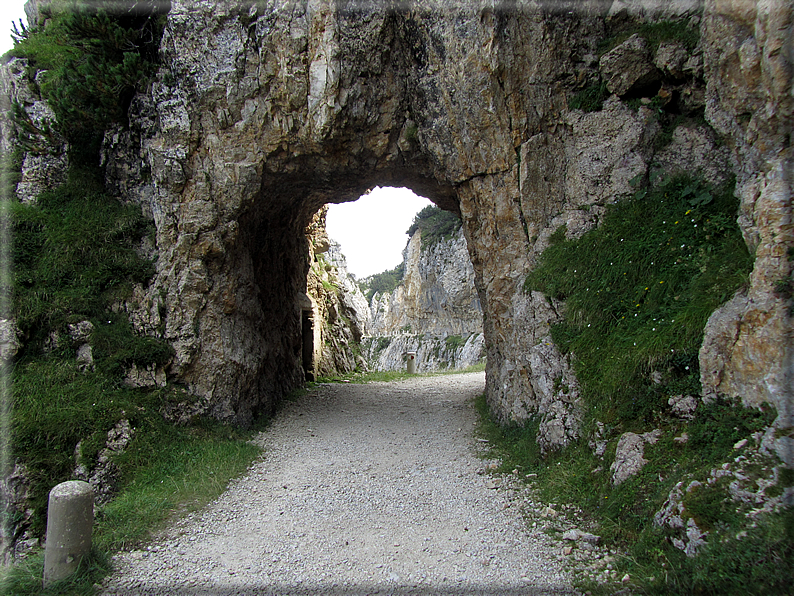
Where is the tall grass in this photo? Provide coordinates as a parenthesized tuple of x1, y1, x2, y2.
(525, 174, 752, 429)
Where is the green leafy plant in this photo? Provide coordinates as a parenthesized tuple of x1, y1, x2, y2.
(9, 0, 168, 165)
(361, 263, 405, 302)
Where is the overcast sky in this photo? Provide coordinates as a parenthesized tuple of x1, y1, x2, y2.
(0, 3, 430, 279)
(0, 0, 26, 55)
(326, 187, 432, 279)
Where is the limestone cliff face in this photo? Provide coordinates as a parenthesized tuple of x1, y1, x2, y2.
(365, 226, 484, 372)
(38, 0, 789, 447)
(697, 0, 793, 454)
(304, 208, 370, 380)
(369, 228, 482, 338)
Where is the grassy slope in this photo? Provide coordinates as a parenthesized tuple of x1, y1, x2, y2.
(481, 172, 792, 595)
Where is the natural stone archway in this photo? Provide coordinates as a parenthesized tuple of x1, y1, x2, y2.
(104, 0, 792, 452)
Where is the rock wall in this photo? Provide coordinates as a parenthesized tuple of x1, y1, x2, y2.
(697, 0, 793, 459)
(369, 227, 482, 338)
(304, 207, 370, 379)
(363, 332, 485, 373)
(364, 225, 485, 372)
(9, 0, 789, 450)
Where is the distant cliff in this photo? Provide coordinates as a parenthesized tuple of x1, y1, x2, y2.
(364, 225, 485, 372)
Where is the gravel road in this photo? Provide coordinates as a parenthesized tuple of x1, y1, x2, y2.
(101, 372, 579, 595)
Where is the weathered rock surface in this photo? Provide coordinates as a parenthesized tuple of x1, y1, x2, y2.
(698, 0, 793, 434)
(599, 34, 660, 96)
(5, 0, 790, 453)
(369, 228, 482, 338)
(610, 429, 662, 485)
(363, 331, 485, 373)
(364, 224, 484, 373)
(304, 208, 370, 379)
(0, 58, 68, 203)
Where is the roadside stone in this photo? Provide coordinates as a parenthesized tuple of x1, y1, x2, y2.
(68, 320, 95, 344)
(0, 318, 21, 362)
(610, 429, 662, 485)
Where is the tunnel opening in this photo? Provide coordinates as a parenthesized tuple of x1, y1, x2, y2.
(300, 183, 485, 384)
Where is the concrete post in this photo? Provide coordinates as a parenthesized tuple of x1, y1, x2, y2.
(406, 351, 417, 374)
(43, 481, 94, 587)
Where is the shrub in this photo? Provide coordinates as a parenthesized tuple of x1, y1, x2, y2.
(407, 205, 462, 247)
(9, 0, 169, 165)
(362, 263, 405, 302)
(569, 81, 610, 113)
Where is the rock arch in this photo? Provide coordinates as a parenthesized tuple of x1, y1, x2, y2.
(106, 0, 792, 452)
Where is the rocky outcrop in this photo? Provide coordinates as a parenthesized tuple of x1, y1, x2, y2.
(610, 429, 662, 485)
(6, 1, 790, 453)
(363, 224, 484, 373)
(697, 0, 793, 438)
(369, 227, 482, 338)
(304, 208, 369, 379)
(0, 57, 68, 203)
(363, 332, 485, 373)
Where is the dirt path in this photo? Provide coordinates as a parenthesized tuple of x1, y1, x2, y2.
(101, 372, 577, 595)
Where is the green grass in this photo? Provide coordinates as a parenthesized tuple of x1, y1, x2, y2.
(318, 369, 415, 384)
(475, 390, 791, 595)
(569, 81, 610, 113)
(9, 171, 157, 343)
(3, 357, 264, 595)
(10, 359, 262, 538)
(475, 168, 787, 594)
(444, 334, 465, 351)
(598, 19, 701, 58)
(525, 173, 752, 429)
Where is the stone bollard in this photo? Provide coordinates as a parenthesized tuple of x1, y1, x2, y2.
(43, 481, 94, 587)
(406, 351, 417, 374)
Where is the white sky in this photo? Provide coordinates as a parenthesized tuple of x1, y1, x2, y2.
(0, 0, 26, 55)
(326, 187, 432, 279)
(0, 4, 430, 279)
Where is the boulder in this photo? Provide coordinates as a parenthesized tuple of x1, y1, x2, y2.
(599, 34, 661, 96)
(610, 429, 662, 485)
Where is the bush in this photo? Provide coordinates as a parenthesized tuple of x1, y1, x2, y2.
(569, 81, 610, 113)
(362, 263, 405, 302)
(9, 0, 169, 165)
(407, 205, 462, 247)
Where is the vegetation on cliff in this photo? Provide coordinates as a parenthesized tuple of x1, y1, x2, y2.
(2, 5, 265, 592)
(525, 173, 752, 427)
(406, 205, 462, 247)
(7, 0, 168, 164)
(480, 172, 793, 594)
(360, 206, 462, 303)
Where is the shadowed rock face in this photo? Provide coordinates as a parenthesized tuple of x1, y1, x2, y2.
(98, 0, 790, 447)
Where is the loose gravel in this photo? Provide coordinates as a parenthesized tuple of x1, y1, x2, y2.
(101, 372, 580, 595)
